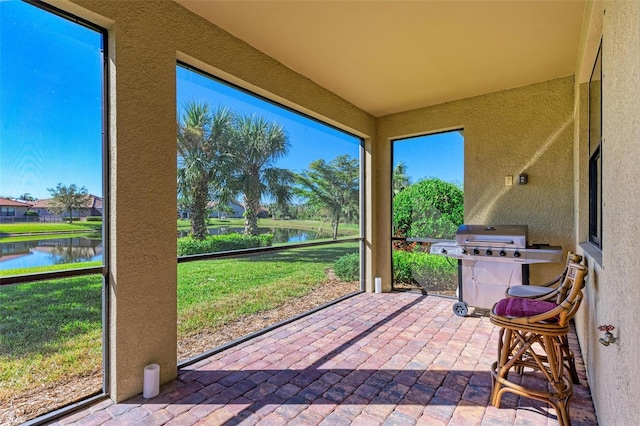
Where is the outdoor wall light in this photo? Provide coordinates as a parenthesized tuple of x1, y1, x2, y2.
(518, 173, 528, 185)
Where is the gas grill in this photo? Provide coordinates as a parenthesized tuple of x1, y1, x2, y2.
(425, 224, 562, 316)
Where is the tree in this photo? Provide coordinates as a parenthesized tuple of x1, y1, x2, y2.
(392, 178, 463, 239)
(296, 154, 359, 239)
(47, 183, 91, 223)
(18, 193, 37, 201)
(226, 114, 294, 236)
(392, 162, 411, 196)
(177, 101, 234, 240)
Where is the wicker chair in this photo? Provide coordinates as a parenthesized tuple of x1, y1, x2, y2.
(506, 252, 583, 299)
(505, 251, 584, 384)
(490, 262, 587, 426)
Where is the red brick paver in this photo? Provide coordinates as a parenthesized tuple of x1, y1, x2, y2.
(53, 293, 597, 425)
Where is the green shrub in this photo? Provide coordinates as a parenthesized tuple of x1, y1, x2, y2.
(177, 233, 273, 256)
(85, 216, 102, 222)
(393, 250, 457, 285)
(393, 178, 463, 239)
(333, 253, 359, 281)
(392, 250, 414, 283)
(258, 234, 273, 248)
(24, 210, 39, 217)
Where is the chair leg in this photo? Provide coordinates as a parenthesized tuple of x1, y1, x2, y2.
(491, 330, 575, 424)
(491, 327, 511, 407)
(544, 335, 574, 425)
(515, 332, 579, 384)
(559, 334, 580, 384)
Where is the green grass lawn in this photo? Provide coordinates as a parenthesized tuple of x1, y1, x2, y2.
(0, 242, 358, 402)
(0, 274, 103, 401)
(0, 261, 102, 278)
(177, 242, 358, 336)
(0, 221, 101, 235)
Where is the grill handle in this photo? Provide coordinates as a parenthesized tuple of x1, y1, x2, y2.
(464, 239, 515, 245)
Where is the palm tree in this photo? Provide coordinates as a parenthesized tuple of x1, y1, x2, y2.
(393, 161, 411, 196)
(227, 114, 295, 235)
(177, 101, 234, 240)
(296, 155, 359, 239)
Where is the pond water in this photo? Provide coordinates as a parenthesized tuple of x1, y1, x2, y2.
(0, 227, 341, 271)
(0, 236, 103, 271)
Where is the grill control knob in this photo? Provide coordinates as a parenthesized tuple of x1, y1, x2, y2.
(499, 250, 507, 257)
(473, 249, 480, 255)
(485, 249, 493, 256)
(513, 251, 521, 258)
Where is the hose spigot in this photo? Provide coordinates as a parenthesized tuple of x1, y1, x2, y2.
(598, 325, 616, 346)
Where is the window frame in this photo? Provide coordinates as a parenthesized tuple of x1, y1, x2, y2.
(588, 41, 603, 249)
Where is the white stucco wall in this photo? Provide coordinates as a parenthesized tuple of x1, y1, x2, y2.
(573, 1, 640, 424)
(376, 77, 576, 291)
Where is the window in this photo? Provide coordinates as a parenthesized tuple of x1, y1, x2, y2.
(1, 207, 15, 217)
(176, 63, 363, 363)
(0, 1, 107, 423)
(589, 42, 602, 248)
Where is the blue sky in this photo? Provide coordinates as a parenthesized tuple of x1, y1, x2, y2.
(0, 1, 104, 200)
(177, 65, 360, 176)
(393, 131, 464, 187)
(1, 1, 463, 202)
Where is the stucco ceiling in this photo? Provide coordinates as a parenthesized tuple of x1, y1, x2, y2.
(175, 0, 586, 117)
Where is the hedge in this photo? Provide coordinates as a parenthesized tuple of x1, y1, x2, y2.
(333, 253, 359, 281)
(178, 233, 273, 256)
(392, 250, 457, 285)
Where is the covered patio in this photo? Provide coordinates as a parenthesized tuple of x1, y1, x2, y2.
(6, 0, 639, 424)
(54, 293, 596, 425)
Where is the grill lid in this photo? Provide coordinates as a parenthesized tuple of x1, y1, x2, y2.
(455, 224, 528, 248)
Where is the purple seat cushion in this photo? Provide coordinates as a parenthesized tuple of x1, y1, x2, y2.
(494, 298, 558, 319)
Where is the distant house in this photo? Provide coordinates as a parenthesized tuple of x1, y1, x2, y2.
(0, 197, 32, 221)
(257, 206, 269, 219)
(32, 195, 103, 221)
(208, 199, 245, 219)
(178, 199, 269, 220)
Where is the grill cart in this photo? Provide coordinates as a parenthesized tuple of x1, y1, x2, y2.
(428, 225, 562, 316)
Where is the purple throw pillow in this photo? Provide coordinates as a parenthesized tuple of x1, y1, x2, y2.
(494, 298, 558, 319)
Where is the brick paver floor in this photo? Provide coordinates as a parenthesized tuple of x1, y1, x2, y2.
(53, 292, 597, 425)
